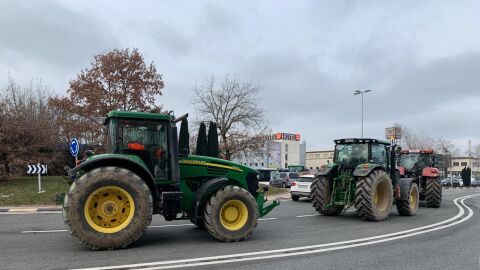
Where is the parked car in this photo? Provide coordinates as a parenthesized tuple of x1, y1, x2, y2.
(290, 174, 315, 201)
(441, 178, 452, 187)
(270, 172, 299, 188)
(451, 178, 461, 187)
(258, 169, 280, 186)
(470, 178, 479, 187)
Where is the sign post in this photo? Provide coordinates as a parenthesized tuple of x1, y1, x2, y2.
(70, 138, 79, 165)
(27, 163, 47, 193)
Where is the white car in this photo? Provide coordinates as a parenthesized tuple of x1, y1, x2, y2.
(290, 174, 315, 201)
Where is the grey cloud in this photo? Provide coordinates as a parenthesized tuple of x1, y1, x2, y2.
(0, 0, 117, 68)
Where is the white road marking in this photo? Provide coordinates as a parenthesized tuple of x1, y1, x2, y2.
(149, 224, 194, 228)
(21, 229, 68, 234)
(258, 217, 277, 221)
(20, 218, 278, 234)
(296, 214, 320, 218)
(70, 193, 480, 270)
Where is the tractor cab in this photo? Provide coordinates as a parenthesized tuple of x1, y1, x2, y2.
(333, 138, 394, 173)
(398, 149, 434, 176)
(103, 111, 183, 184)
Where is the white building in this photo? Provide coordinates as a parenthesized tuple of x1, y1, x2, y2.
(235, 132, 306, 169)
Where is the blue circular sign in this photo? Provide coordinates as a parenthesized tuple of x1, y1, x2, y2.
(70, 138, 79, 156)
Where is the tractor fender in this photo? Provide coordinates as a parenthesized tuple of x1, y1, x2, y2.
(398, 166, 406, 177)
(353, 164, 383, 177)
(191, 177, 230, 223)
(422, 167, 439, 177)
(316, 164, 338, 176)
(397, 178, 415, 201)
(69, 156, 161, 212)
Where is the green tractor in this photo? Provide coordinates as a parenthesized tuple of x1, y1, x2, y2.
(64, 111, 279, 250)
(311, 138, 418, 221)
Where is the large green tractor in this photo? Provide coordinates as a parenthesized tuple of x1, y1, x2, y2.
(311, 138, 418, 221)
(64, 111, 279, 250)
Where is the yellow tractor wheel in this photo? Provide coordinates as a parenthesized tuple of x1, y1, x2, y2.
(204, 185, 258, 242)
(355, 170, 393, 221)
(63, 167, 153, 250)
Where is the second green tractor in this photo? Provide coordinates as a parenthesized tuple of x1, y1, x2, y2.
(311, 138, 419, 221)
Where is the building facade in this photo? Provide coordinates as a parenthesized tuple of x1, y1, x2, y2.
(448, 157, 480, 178)
(306, 150, 334, 170)
(234, 132, 306, 169)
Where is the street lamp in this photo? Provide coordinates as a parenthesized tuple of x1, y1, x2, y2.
(353, 89, 372, 138)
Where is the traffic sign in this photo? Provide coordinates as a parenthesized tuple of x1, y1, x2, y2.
(26, 163, 47, 193)
(27, 164, 47, 174)
(70, 138, 79, 156)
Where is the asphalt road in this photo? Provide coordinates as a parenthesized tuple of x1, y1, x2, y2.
(1, 188, 479, 270)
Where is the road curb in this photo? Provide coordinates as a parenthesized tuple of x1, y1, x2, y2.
(0, 206, 62, 213)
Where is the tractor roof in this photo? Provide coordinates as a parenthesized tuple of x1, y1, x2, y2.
(106, 111, 174, 121)
(334, 138, 390, 145)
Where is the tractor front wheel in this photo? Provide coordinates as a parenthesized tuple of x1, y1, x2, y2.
(425, 177, 442, 208)
(311, 176, 344, 216)
(396, 183, 419, 216)
(63, 167, 153, 250)
(355, 170, 393, 221)
(204, 185, 258, 242)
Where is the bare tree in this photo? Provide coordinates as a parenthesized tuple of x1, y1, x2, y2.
(394, 123, 459, 156)
(192, 74, 269, 160)
(0, 77, 61, 178)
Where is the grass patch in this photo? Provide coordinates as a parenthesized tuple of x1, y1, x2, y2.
(0, 176, 70, 206)
(259, 184, 289, 196)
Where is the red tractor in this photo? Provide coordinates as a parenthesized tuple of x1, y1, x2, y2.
(397, 149, 442, 208)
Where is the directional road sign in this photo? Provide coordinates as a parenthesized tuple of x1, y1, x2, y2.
(70, 138, 79, 157)
(27, 164, 47, 174)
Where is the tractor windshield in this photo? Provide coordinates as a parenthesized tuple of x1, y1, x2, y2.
(334, 143, 368, 168)
(108, 118, 169, 179)
(399, 154, 430, 171)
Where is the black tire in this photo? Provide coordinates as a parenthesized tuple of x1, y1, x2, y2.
(291, 195, 300, 201)
(63, 167, 153, 250)
(189, 216, 205, 229)
(425, 177, 442, 208)
(204, 185, 258, 242)
(396, 183, 419, 216)
(311, 176, 344, 216)
(355, 170, 393, 222)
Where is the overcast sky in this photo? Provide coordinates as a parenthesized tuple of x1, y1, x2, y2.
(1, 0, 479, 152)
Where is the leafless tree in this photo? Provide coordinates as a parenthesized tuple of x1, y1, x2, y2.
(192, 74, 269, 160)
(0, 77, 61, 179)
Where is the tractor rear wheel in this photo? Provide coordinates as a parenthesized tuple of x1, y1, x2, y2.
(63, 167, 153, 250)
(396, 183, 419, 216)
(311, 176, 344, 216)
(204, 185, 258, 242)
(425, 177, 442, 208)
(355, 170, 393, 221)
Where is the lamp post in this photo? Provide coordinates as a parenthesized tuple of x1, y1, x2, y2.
(353, 89, 372, 138)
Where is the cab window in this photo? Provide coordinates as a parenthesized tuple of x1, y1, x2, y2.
(371, 144, 387, 167)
